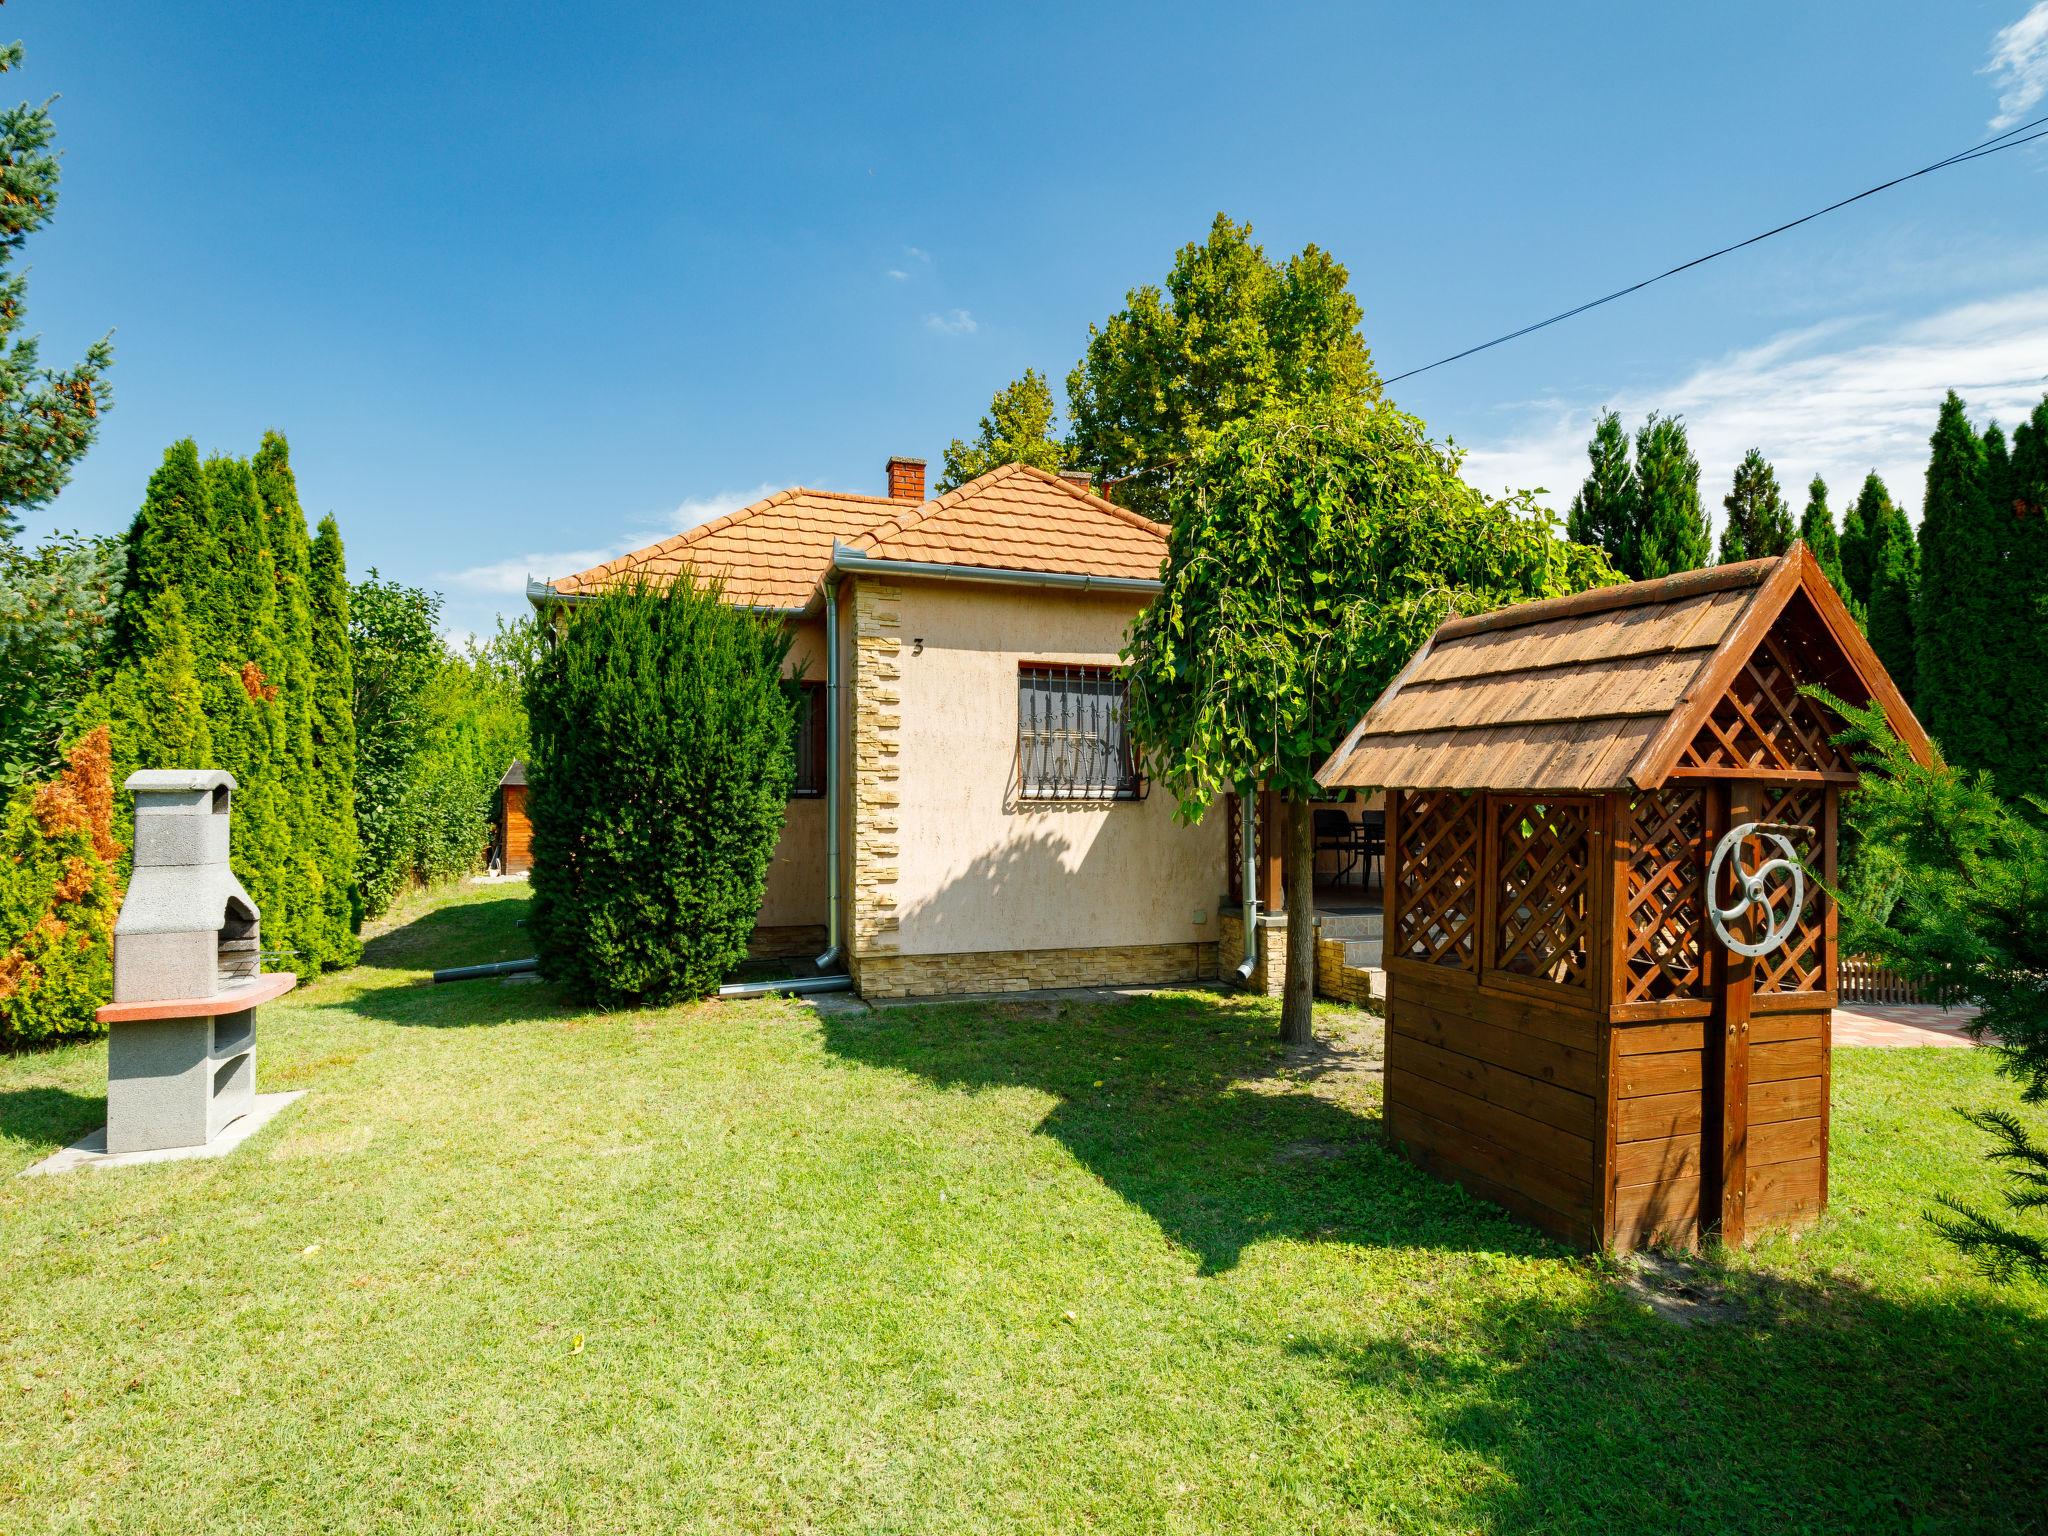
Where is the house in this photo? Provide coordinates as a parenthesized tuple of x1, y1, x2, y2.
(529, 457, 1234, 1000)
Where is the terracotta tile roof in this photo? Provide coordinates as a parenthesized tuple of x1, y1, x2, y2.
(547, 488, 900, 610)
(547, 463, 1169, 608)
(1316, 548, 1933, 793)
(851, 463, 1170, 581)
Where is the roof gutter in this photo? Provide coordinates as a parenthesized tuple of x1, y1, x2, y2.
(829, 543, 1162, 596)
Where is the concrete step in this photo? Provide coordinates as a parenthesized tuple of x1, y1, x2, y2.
(1341, 937, 1383, 969)
(1317, 910, 1384, 942)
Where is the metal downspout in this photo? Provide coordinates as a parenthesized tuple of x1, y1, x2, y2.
(815, 577, 845, 971)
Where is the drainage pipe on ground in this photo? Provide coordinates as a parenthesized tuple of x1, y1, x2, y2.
(432, 957, 540, 983)
(815, 576, 845, 973)
(1235, 793, 1259, 984)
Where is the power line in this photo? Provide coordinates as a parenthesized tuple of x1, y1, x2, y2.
(1384, 113, 2048, 386)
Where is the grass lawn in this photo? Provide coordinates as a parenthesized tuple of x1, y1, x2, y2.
(3, 881, 2045, 1534)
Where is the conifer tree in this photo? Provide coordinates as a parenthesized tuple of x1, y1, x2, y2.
(1717, 448, 1795, 564)
(1566, 409, 1634, 565)
(1916, 392, 1999, 774)
(308, 514, 361, 960)
(201, 454, 293, 944)
(1840, 480, 1875, 609)
(1628, 414, 1711, 578)
(254, 433, 324, 965)
(0, 43, 113, 547)
(2007, 398, 2048, 798)
(1799, 475, 1851, 600)
(1868, 503, 1919, 708)
(117, 441, 214, 654)
(105, 590, 213, 789)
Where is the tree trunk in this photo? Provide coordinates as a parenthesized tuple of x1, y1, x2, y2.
(1280, 794, 1316, 1047)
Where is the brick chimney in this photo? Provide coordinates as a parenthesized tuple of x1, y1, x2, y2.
(885, 455, 926, 502)
(1058, 468, 1096, 494)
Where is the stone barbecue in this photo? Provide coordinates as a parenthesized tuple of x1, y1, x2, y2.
(97, 770, 297, 1156)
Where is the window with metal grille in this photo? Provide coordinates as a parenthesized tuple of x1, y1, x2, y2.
(1016, 664, 1144, 801)
(790, 681, 826, 798)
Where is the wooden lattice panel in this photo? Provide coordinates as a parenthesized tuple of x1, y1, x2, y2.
(1752, 785, 1827, 994)
(1392, 790, 1481, 970)
(1492, 797, 1593, 991)
(1619, 788, 1707, 1003)
(1675, 620, 1854, 778)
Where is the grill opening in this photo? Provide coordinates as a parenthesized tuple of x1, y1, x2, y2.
(218, 900, 261, 989)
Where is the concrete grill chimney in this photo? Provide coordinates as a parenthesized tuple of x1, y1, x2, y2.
(97, 770, 297, 1155)
(1058, 468, 1096, 493)
(885, 454, 926, 502)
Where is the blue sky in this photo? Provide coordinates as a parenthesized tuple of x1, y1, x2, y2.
(19, 1, 2048, 638)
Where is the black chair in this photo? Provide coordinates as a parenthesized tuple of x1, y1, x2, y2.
(1355, 809, 1386, 893)
(1313, 809, 1363, 886)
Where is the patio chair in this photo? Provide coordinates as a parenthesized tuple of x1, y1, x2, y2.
(1313, 809, 1363, 886)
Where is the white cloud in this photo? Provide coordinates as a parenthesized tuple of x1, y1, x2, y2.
(1457, 287, 2048, 526)
(439, 483, 782, 597)
(1987, 2, 2048, 131)
(924, 308, 978, 336)
(904, 246, 931, 265)
(886, 268, 910, 281)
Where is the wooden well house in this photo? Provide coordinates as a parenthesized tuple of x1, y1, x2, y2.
(1315, 545, 1932, 1250)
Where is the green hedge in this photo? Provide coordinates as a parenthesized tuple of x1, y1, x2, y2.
(525, 577, 795, 1006)
(0, 727, 120, 1046)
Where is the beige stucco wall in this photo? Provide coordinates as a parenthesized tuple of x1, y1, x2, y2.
(756, 616, 828, 929)
(853, 576, 1224, 959)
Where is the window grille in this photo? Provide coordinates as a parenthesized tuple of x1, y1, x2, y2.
(1016, 664, 1144, 802)
(790, 682, 826, 798)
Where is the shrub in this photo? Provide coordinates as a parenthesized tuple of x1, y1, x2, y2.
(525, 576, 795, 1006)
(0, 726, 121, 1046)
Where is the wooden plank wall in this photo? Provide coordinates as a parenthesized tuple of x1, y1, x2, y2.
(1605, 1005, 1828, 1247)
(1385, 965, 1601, 1244)
(503, 785, 533, 873)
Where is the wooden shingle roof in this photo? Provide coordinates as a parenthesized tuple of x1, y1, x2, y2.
(1315, 545, 1933, 793)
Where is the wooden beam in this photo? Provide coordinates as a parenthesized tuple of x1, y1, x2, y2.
(1708, 781, 1760, 1246)
(1434, 557, 1776, 642)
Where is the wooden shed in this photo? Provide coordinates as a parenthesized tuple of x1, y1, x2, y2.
(496, 760, 531, 874)
(1315, 545, 1933, 1249)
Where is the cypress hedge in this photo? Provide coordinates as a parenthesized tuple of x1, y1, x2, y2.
(525, 576, 796, 1007)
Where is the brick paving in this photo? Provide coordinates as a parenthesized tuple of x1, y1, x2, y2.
(1832, 1002, 1985, 1049)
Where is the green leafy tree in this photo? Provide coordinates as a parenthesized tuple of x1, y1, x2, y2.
(1628, 414, 1711, 578)
(1828, 696, 2048, 1281)
(1799, 475, 1852, 605)
(1565, 409, 1634, 563)
(1066, 213, 1379, 519)
(308, 515, 360, 959)
(1915, 392, 2002, 775)
(1124, 396, 1620, 1044)
(348, 572, 446, 918)
(0, 43, 112, 548)
(525, 576, 796, 1007)
(1717, 447, 1795, 564)
(940, 369, 1066, 490)
(104, 589, 212, 795)
(0, 532, 120, 785)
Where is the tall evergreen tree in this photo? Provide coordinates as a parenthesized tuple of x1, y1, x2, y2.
(1868, 501, 1919, 708)
(1628, 414, 1711, 578)
(1717, 448, 1795, 564)
(253, 433, 327, 966)
(117, 441, 214, 654)
(1799, 475, 1851, 600)
(1566, 409, 1634, 565)
(105, 590, 212, 790)
(1916, 392, 2000, 774)
(1840, 478, 1877, 610)
(308, 514, 361, 959)
(0, 43, 113, 547)
(2006, 397, 2048, 798)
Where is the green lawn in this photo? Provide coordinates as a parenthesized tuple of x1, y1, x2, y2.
(2, 882, 2044, 1534)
